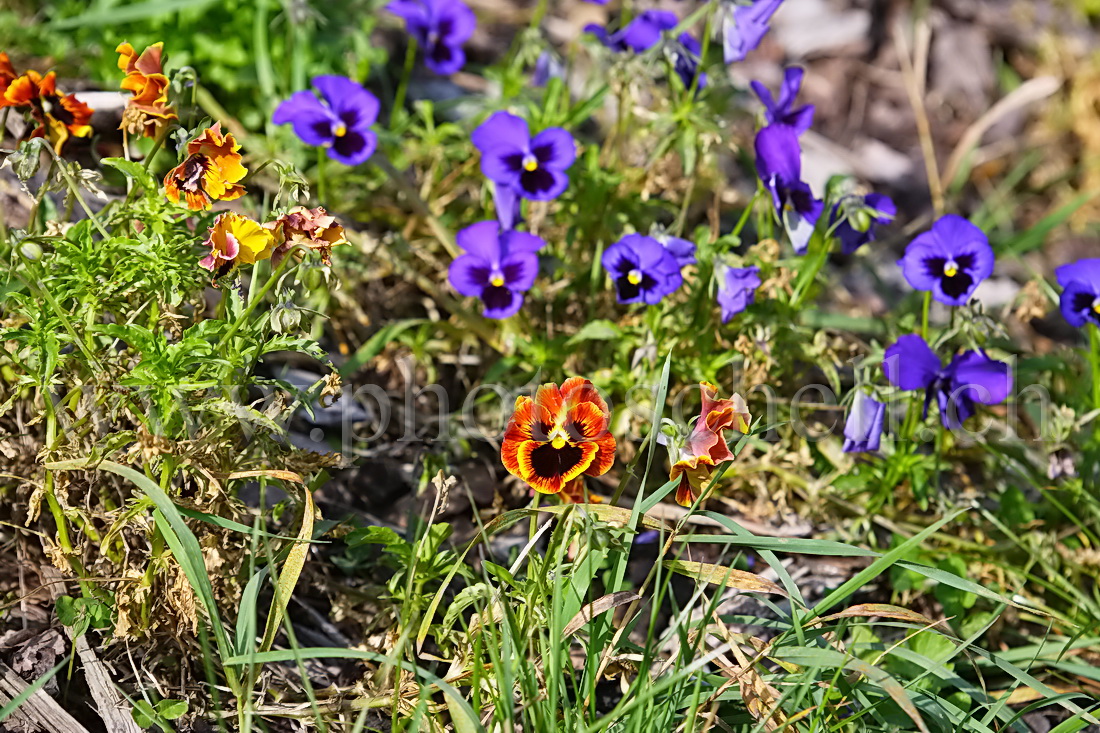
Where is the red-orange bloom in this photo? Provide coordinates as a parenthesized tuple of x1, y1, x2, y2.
(0, 53, 16, 104)
(163, 123, 247, 211)
(2, 70, 93, 153)
(670, 382, 750, 507)
(502, 378, 616, 495)
(116, 42, 177, 138)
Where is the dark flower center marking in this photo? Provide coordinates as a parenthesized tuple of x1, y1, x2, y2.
(529, 442, 586, 479)
(179, 156, 210, 193)
(1071, 290, 1100, 324)
(924, 254, 976, 300)
(481, 284, 514, 313)
(519, 167, 556, 194)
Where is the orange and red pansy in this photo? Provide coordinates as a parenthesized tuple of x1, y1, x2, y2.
(2, 70, 93, 153)
(0, 53, 16, 102)
(116, 41, 177, 138)
(501, 377, 616, 495)
(669, 382, 750, 507)
(163, 123, 247, 211)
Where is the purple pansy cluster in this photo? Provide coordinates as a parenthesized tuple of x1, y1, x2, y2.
(386, 0, 476, 75)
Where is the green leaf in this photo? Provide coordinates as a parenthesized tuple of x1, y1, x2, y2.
(565, 320, 621, 346)
(101, 157, 158, 194)
(49, 0, 219, 28)
(155, 699, 188, 720)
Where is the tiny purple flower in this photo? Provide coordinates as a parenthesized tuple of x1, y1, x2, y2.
(1056, 258, 1100, 328)
(533, 51, 565, 87)
(386, 0, 476, 75)
(448, 221, 545, 319)
(883, 334, 1011, 430)
(272, 76, 380, 166)
(843, 391, 885, 453)
(586, 10, 679, 54)
(472, 111, 576, 201)
(755, 124, 823, 255)
(898, 215, 994, 307)
(720, 0, 784, 64)
(671, 33, 707, 90)
(716, 265, 761, 323)
(750, 67, 813, 135)
(831, 193, 896, 255)
(652, 230, 697, 268)
(601, 234, 684, 305)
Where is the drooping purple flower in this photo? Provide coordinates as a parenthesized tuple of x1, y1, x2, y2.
(831, 193, 896, 255)
(720, 0, 783, 64)
(884, 334, 1011, 430)
(386, 0, 476, 75)
(533, 51, 565, 87)
(750, 67, 813, 135)
(652, 230, 697, 268)
(898, 215, 994, 307)
(1055, 259, 1100, 329)
(716, 265, 761, 322)
(601, 234, 684, 305)
(671, 33, 707, 90)
(448, 221, 545, 319)
(754, 124, 823, 255)
(843, 391, 885, 453)
(472, 111, 576, 201)
(492, 181, 522, 230)
(272, 76, 380, 166)
(586, 10, 679, 54)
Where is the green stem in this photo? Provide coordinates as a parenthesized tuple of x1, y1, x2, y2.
(391, 38, 418, 128)
(315, 147, 326, 205)
(1089, 324, 1100, 415)
(214, 251, 298, 350)
(920, 291, 932, 341)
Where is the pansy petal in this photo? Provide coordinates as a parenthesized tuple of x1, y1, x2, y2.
(436, 0, 476, 43)
(455, 220, 503, 262)
(480, 285, 524, 319)
(883, 334, 941, 392)
(273, 91, 336, 146)
(1060, 280, 1100, 328)
(328, 129, 376, 166)
(500, 252, 540, 292)
(1056, 258, 1100, 289)
(565, 401, 610, 443)
(530, 127, 576, 170)
(584, 433, 617, 476)
(754, 124, 802, 185)
(501, 230, 546, 256)
(504, 396, 536, 442)
(516, 440, 598, 494)
(472, 111, 530, 154)
(448, 253, 492, 296)
(312, 75, 379, 129)
(843, 391, 885, 453)
(947, 350, 1011, 406)
(519, 166, 569, 200)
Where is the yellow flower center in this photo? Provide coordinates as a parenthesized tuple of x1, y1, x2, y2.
(1092, 298, 1100, 315)
(490, 274, 505, 287)
(627, 269, 643, 285)
(943, 262, 958, 278)
(334, 123, 347, 137)
(523, 154, 538, 172)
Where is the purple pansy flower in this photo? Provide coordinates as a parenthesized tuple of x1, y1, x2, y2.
(472, 111, 576, 201)
(750, 67, 814, 135)
(601, 234, 684, 305)
(898, 215, 994, 307)
(717, 265, 761, 322)
(492, 182, 522, 230)
(831, 193, 896, 255)
(671, 33, 707, 90)
(272, 76, 380, 166)
(386, 0, 476, 75)
(448, 221, 545, 319)
(843, 391, 885, 453)
(720, 0, 784, 64)
(1055, 258, 1100, 328)
(652, 230, 697, 268)
(586, 10, 679, 54)
(755, 124, 823, 255)
(884, 334, 1011, 430)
